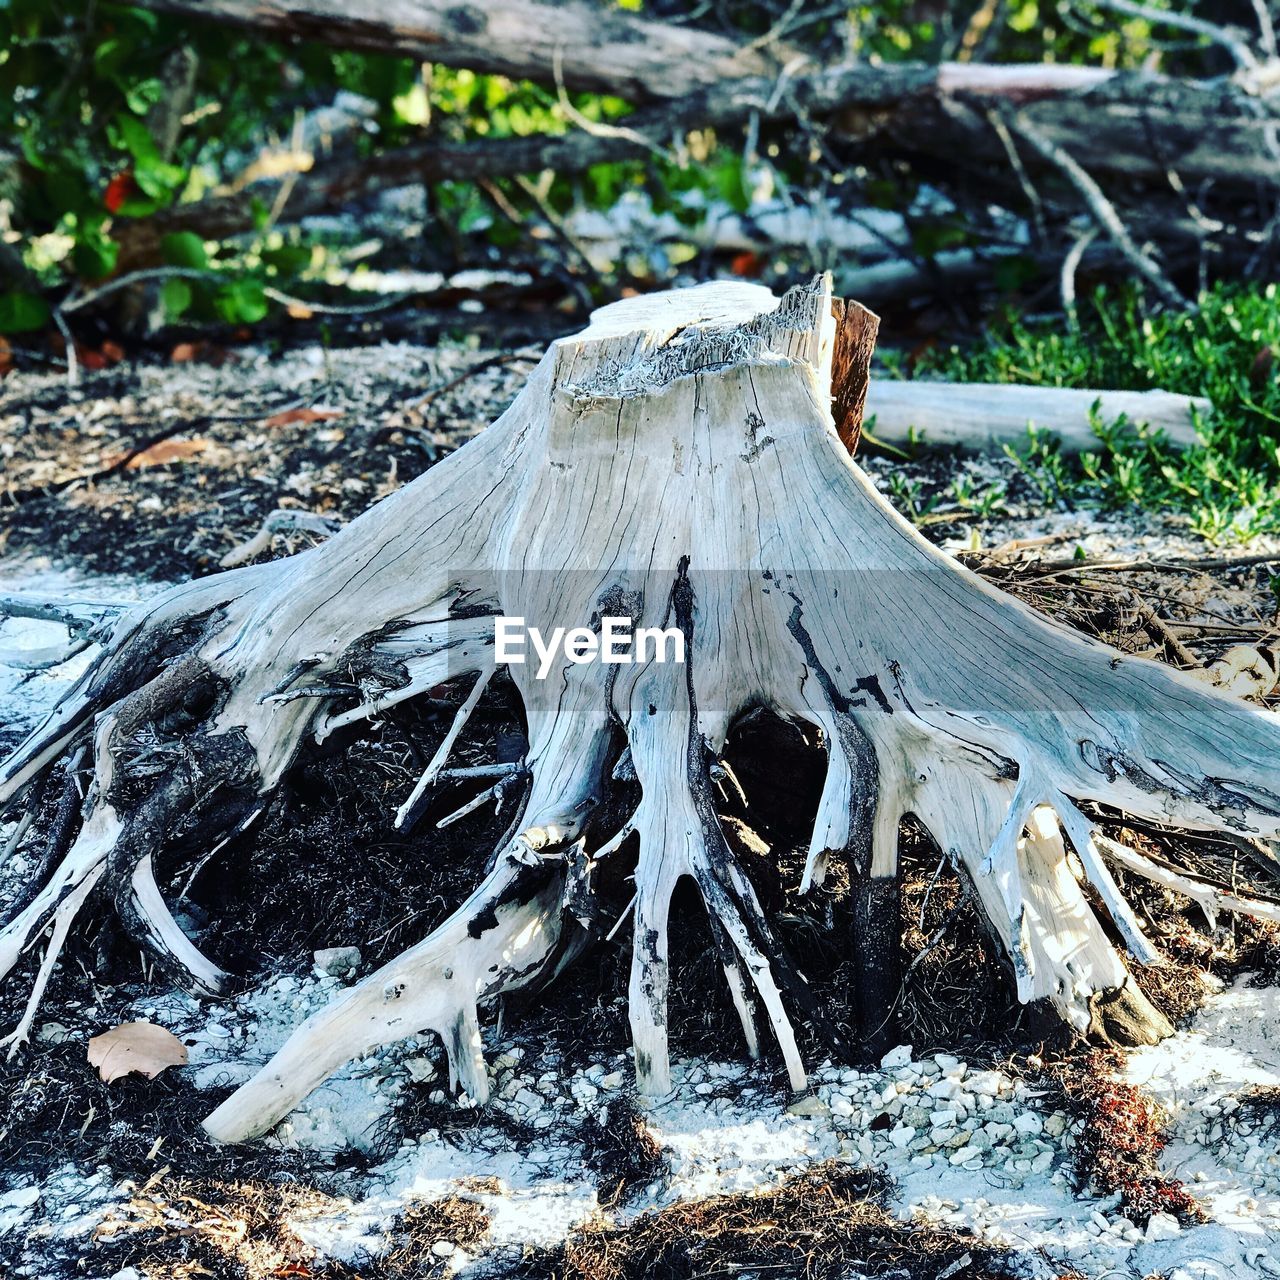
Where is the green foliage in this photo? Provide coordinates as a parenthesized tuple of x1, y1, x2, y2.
(161, 231, 208, 270)
(0, 290, 51, 333)
(911, 283, 1280, 543)
(214, 279, 268, 325)
(847, 0, 1198, 72)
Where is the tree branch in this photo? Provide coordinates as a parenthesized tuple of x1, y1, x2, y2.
(110, 54, 1280, 275)
(126, 0, 784, 100)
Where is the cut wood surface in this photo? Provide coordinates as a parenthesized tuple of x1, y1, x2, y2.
(865, 381, 1208, 453)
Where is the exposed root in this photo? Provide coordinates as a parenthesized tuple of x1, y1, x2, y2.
(3, 275, 1280, 1148)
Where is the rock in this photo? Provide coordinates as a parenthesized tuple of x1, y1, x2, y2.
(1043, 1111, 1067, 1137)
(313, 946, 362, 976)
(37, 1021, 73, 1044)
(405, 1056, 436, 1084)
(599, 1071, 624, 1089)
(967, 1070, 1002, 1096)
(880, 1045, 913, 1069)
(431, 1240, 456, 1258)
(888, 1124, 914, 1149)
(512, 1087, 542, 1112)
(787, 1094, 829, 1118)
(111, 1270, 145, 1280)
(930, 1108, 959, 1127)
(949, 1145, 982, 1165)
(2, 1186, 40, 1210)
(1144, 1212, 1181, 1242)
(1012, 1112, 1043, 1136)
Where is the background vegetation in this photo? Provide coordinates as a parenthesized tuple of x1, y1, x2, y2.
(2, 1, 1277, 542)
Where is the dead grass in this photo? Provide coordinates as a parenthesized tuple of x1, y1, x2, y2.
(90, 1174, 489, 1280)
(1042, 1049, 1205, 1226)
(376, 1195, 492, 1278)
(500, 1162, 1016, 1280)
(897, 821, 1025, 1051)
(580, 1095, 666, 1208)
(1238, 1083, 1280, 1123)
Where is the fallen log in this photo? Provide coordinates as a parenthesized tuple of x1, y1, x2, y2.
(116, 58, 1280, 270)
(865, 381, 1209, 453)
(124, 0, 1123, 106)
(127, 0, 781, 100)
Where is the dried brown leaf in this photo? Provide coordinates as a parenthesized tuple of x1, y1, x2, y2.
(101, 438, 210, 470)
(88, 1020, 188, 1083)
(262, 406, 343, 428)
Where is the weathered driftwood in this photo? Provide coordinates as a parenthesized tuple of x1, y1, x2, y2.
(4, 277, 1280, 1146)
(866, 381, 1208, 453)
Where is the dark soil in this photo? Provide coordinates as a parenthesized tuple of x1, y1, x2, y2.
(0, 340, 541, 581)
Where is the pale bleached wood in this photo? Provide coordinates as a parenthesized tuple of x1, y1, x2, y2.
(3, 276, 1279, 1144)
(866, 380, 1207, 453)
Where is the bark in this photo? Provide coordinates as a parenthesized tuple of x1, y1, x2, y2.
(4, 276, 1280, 1145)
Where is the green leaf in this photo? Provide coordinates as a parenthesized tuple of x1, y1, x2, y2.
(0, 291, 51, 334)
(112, 113, 159, 164)
(72, 235, 120, 281)
(161, 231, 208, 270)
(250, 196, 271, 231)
(92, 36, 131, 78)
(393, 82, 430, 126)
(117, 195, 161, 218)
(214, 280, 268, 325)
(262, 244, 312, 276)
(710, 154, 749, 215)
(123, 77, 165, 116)
(134, 159, 186, 201)
(161, 278, 193, 321)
